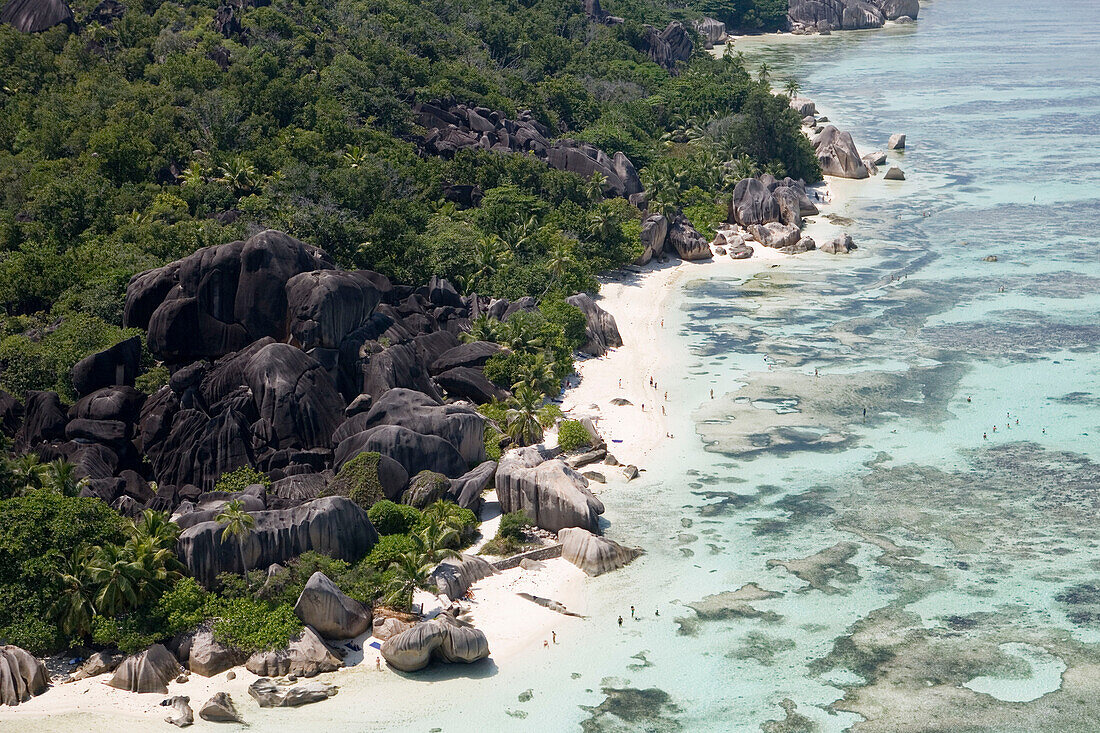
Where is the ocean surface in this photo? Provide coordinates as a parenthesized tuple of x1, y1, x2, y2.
(480, 0, 1100, 729)
(15, 1, 1100, 731)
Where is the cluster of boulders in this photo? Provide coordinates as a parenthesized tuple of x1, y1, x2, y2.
(796, 98, 906, 182)
(636, 213, 713, 264)
(788, 0, 918, 33)
(0, 645, 50, 706)
(582, 1, 696, 72)
(0, 228, 629, 589)
(415, 102, 642, 198)
(496, 446, 605, 533)
(380, 610, 489, 672)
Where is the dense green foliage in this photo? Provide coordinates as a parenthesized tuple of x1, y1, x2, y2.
(326, 451, 384, 509)
(0, 0, 817, 398)
(213, 465, 272, 494)
(696, 0, 788, 32)
(557, 419, 593, 452)
(0, 490, 128, 650)
(368, 499, 422, 536)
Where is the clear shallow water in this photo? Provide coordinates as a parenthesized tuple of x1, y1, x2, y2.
(17, 2, 1100, 732)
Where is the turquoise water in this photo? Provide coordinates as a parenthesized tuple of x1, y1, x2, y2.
(15, 2, 1100, 731)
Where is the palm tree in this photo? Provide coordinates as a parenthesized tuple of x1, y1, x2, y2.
(8, 454, 45, 495)
(545, 236, 576, 285)
(217, 157, 257, 196)
(727, 154, 760, 182)
(757, 62, 770, 84)
(343, 145, 369, 169)
(472, 234, 511, 290)
(215, 499, 255, 576)
(381, 551, 437, 610)
(86, 543, 149, 617)
(585, 171, 606, 203)
(422, 500, 469, 537)
(505, 384, 545, 446)
(50, 545, 96, 639)
(586, 206, 619, 243)
(413, 519, 463, 562)
(513, 351, 557, 395)
(43, 460, 80, 497)
(460, 315, 502, 344)
(500, 216, 538, 254)
(499, 317, 543, 354)
(783, 79, 800, 99)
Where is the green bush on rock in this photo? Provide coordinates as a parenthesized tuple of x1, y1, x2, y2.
(557, 419, 592, 452)
(368, 500, 422, 536)
(327, 451, 386, 509)
(213, 466, 271, 494)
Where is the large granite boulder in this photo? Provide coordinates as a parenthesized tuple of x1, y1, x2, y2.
(333, 425, 467, 480)
(293, 572, 372, 640)
(447, 460, 495, 513)
(199, 692, 244, 723)
(429, 554, 496, 600)
(772, 186, 804, 228)
(354, 388, 485, 466)
(666, 215, 712, 260)
(430, 342, 501, 374)
(71, 336, 141, 397)
(693, 16, 726, 47)
(748, 222, 802, 249)
(249, 678, 338, 708)
(788, 0, 845, 31)
(14, 390, 67, 449)
(70, 386, 144, 423)
(841, 0, 884, 29)
(128, 231, 334, 363)
(107, 644, 181, 694)
(565, 293, 622, 356)
(611, 152, 643, 197)
(636, 214, 668, 265)
(243, 343, 344, 450)
(496, 447, 603, 533)
(434, 367, 507, 404)
(185, 630, 242, 677)
(380, 613, 489, 672)
(0, 0, 72, 33)
(789, 97, 817, 117)
(546, 141, 630, 197)
(245, 626, 342, 678)
(177, 496, 378, 587)
(0, 645, 49, 706)
(558, 528, 643, 576)
(285, 270, 382, 351)
(730, 178, 781, 227)
(0, 390, 21, 435)
(820, 234, 857, 254)
(812, 126, 869, 179)
(72, 650, 124, 680)
(871, 0, 918, 20)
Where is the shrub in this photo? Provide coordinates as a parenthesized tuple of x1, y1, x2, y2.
(557, 419, 591, 452)
(91, 614, 161, 655)
(364, 534, 417, 570)
(135, 365, 170, 395)
(154, 577, 209, 635)
(484, 424, 504, 461)
(498, 510, 532, 542)
(368, 500, 421, 536)
(213, 466, 271, 494)
(209, 597, 303, 654)
(327, 451, 385, 509)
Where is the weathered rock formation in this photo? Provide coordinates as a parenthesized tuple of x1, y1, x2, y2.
(429, 554, 496, 600)
(180, 629, 241, 677)
(692, 17, 726, 48)
(244, 626, 342, 678)
(107, 644, 181, 694)
(164, 695, 194, 727)
(496, 447, 604, 533)
(0, 645, 49, 706)
(380, 612, 489, 672)
(558, 527, 643, 576)
(293, 571, 373, 640)
(199, 692, 244, 723)
(666, 214, 712, 261)
(812, 125, 869, 179)
(248, 678, 338, 708)
(0, 0, 72, 33)
(178, 496, 378, 587)
(788, 0, 917, 32)
(565, 293, 622, 356)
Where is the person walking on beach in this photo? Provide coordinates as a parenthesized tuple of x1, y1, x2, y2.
(618, 616, 623, 627)
(630, 605, 635, 619)
(552, 631, 557, 644)
(710, 389, 714, 399)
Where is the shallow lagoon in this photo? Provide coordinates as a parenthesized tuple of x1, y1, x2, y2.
(16, 1, 1100, 730)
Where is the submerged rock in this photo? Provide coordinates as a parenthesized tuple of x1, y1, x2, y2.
(820, 234, 856, 254)
(888, 133, 906, 150)
(884, 166, 906, 180)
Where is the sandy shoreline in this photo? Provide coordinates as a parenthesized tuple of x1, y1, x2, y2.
(0, 180, 860, 733)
